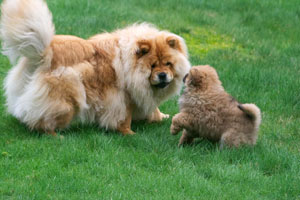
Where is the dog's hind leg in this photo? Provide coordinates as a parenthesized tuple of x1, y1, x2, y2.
(34, 101, 76, 136)
(117, 104, 135, 135)
(15, 67, 87, 135)
(220, 129, 248, 149)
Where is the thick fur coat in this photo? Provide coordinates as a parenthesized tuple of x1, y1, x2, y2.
(171, 65, 261, 148)
(0, 0, 191, 135)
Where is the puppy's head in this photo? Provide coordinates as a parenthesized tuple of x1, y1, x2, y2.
(183, 65, 221, 90)
(135, 33, 189, 89)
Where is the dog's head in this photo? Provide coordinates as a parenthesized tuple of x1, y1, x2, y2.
(183, 65, 221, 90)
(135, 33, 189, 89)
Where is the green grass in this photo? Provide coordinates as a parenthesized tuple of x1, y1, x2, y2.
(1, 0, 300, 199)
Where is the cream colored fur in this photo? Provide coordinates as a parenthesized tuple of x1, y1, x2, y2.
(1, 0, 190, 133)
(1, 0, 55, 64)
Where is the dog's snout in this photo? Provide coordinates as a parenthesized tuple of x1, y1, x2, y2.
(158, 72, 167, 80)
(183, 74, 188, 83)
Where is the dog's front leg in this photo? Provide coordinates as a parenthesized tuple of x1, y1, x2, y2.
(170, 112, 190, 135)
(117, 104, 135, 135)
(147, 107, 169, 123)
(178, 129, 195, 146)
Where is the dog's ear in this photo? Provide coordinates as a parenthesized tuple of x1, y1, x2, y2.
(136, 41, 151, 58)
(166, 36, 180, 50)
(189, 68, 205, 87)
(166, 35, 188, 57)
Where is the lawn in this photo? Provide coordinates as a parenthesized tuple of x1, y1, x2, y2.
(1, 0, 300, 199)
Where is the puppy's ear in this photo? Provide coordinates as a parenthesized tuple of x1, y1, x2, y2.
(166, 35, 188, 57)
(189, 68, 205, 87)
(136, 41, 151, 58)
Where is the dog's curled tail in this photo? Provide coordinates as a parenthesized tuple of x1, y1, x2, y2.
(0, 0, 55, 64)
(238, 103, 262, 129)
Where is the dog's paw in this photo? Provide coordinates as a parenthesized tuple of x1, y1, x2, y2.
(120, 129, 136, 136)
(126, 130, 136, 135)
(160, 113, 170, 120)
(147, 111, 169, 123)
(178, 142, 183, 148)
(170, 124, 179, 135)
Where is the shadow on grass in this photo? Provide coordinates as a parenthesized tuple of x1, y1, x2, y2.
(61, 119, 152, 137)
(4, 115, 264, 159)
(5, 117, 156, 138)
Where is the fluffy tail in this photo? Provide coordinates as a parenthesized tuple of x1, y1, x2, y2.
(238, 103, 262, 128)
(0, 0, 55, 64)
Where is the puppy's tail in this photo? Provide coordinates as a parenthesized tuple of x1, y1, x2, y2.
(238, 103, 262, 129)
(0, 0, 55, 64)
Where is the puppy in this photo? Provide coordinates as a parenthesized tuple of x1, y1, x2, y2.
(0, 0, 191, 135)
(171, 65, 261, 148)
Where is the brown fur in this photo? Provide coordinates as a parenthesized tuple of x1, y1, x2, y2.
(45, 34, 181, 134)
(1, 0, 190, 136)
(41, 36, 126, 134)
(171, 65, 261, 148)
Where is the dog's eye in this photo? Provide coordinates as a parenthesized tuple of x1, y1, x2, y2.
(151, 63, 156, 69)
(166, 62, 172, 66)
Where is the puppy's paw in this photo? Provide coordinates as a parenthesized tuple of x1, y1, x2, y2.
(178, 142, 183, 147)
(170, 124, 180, 135)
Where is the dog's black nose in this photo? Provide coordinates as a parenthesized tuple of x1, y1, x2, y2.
(183, 74, 188, 83)
(158, 72, 167, 80)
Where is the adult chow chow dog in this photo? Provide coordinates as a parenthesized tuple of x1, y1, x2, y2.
(0, 0, 190, 135)
(171, 65, 261, 148)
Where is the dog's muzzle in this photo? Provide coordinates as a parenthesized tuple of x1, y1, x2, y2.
(151, 72, 173, 89)
(154, 81, 170, 88)
(183, 74, 188, 83)
(153, 72, 171, 88)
